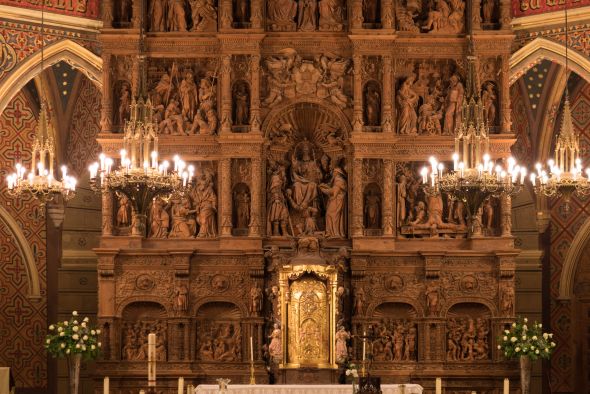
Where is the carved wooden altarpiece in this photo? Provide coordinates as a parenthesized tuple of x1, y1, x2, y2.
(95, 0, 518, 391)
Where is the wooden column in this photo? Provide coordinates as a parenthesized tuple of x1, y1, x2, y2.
(131, 56, 140, 97)
(102, 0, 113, 27)
(251, 0, 262, 29)
(219, 158, 233, 236)
(221, 55, 232, 133)
(351, 158, 364, 237)
(353, 54, 364, 133)
(250, 54, 262, 133)
(500, 0, 511, 29)
(501, 193, 512, 237)
(383, 159, 394, 235)
(131, 0, 141, 28)
(500, 55, 510, 134)
(249, 157, 262, 236)
(381, 55, 393, 133)
(351, 0, 363, 29)
(381, 0, 394, 29)
(472, 0, 482, 30)
(102, 190, 114, 236)
(101, 53, 113, 133)
(220, 0, 233, 29)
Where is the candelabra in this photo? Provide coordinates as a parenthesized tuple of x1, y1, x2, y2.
(89, 96, 193, 236)
(419, 49, 524, 236)
(6, 103, 77, 227)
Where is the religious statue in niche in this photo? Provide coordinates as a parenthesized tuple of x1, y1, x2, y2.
(267, 0, 298, 31)
(363, 0, 380, 25)
(481, 0, 498, 25)
(318, 0, 345, 31)
(233, 0, 250, 26)
(198, 323, 242, 361)
(116, 192, 131, 227)
(371, 320, 418, 361)
(191, 170, 218, 237)
(447, 317, 489, 361)
(364, 186, 381, 230)
(121, 321, 167, 361)
(335, 326, 351, 363)
(149, 0, 218, 31)
(232, 81, 250, 126)
(397, 76, 419, 135)
(115, 0, 132, 27)
(443, 74, 464, 135)
(250, 285, 263, 315)
(500, 283, 514, 315)
(175, 284, 189, 312)
(149, 62, 218, 135)
(481, 82, 497, 130)
(116, 82, 131, 129)
(395, 0, 464, 33)
(263, 49, 350, 109)
(268, 323, 283, 362)
(353, 286, 365, 315)
(149, 197, 170, 238)
(425, 282, 441, 315)
(233, 185, 251, 231)
(364, 82, 381, 127)
(267, 160, 291, 236)
(190, 0, 218, 31)
(319, 160, 347, 238)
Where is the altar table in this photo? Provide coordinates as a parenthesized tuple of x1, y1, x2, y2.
(0, 368, 14, 394)
(195, 384, 423, 394)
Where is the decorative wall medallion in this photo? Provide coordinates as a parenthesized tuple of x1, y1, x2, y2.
(384, 275, 404, 292)
(0, 35, 17, 76)
(136, 274, 155, 291)
(460, 275, 479, 292)
(211, 274, 230, 292)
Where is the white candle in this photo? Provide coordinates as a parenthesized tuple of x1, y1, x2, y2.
(435, 378, 441, 394)
(140, 391, 145, 394)
(103, 377, 109, 394)
(187, 384, 194, 394)
(148, 333, 156, 386)
(250, 336, 254, 362)
(362, 331, 366, 361)
(178, 377, 184, 394)
(503, 378, 509, 394)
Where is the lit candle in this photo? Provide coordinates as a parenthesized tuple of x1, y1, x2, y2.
(103, 377, 109, 394)
(148, 333, 156, 387)
(140, 391, 145, 394)
(503, 378, 509, 394)
(99, 153, 105, 171)
(178, 377, 184, 394)
(250, 336, 254, 362)
(362, 331, 366, 361)
(452, 153, 459, 171)
(420, 167, 428, 184)
(151, 151, 158, 169)
(435, 378, 441, 394)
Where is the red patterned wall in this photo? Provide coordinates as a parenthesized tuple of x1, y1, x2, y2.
(0, 91, 47, 389)
(510, 82, 534, 166)
(549, 81, 590, 392)
(0, 0, 100, 19)
(513, 0, 590, 18)
(65, 76, 101, 177)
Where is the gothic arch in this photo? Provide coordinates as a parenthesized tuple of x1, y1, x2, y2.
(0, 205, 41, 299)
(559, 217, 590, 300)
(0, 39, 102, 115)
(509, 37, 590, 86)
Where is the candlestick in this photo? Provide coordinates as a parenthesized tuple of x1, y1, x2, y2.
(148, 333, 156, 387)
(178, 377, 184, 394)
(362, 331, 366, 361)
(186, 384, 194, 394)
(140, 391, 145, 394)
(103, 377, 109, 394)
(249, 360, 256, 385)
(503, 378, 509, 394)
(250, 336, 254, 362)
(435, 377, 442, 394)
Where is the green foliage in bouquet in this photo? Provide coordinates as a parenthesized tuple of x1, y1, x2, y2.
(45, 311, 102, 359)
(497, 316, 556, 361)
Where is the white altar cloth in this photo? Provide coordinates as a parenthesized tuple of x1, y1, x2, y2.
(195, 384, 423, 394)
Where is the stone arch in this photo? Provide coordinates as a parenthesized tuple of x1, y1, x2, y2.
(0, 39, 102, 116)
(0, 206, 41, 299)
(559, 217, 590, 300)
(444, 299, 496, 317)
(116, 297, 171, 316)
(368, 299, 424, 317)
(262, 98, 353, 143)
(192, 297, 248, 317)
(509, 37, 590, 86)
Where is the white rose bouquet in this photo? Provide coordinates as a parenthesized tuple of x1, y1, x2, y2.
(45, 311, 102, 359)
(497, 316, 556, 361)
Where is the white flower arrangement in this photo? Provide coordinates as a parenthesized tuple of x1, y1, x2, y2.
(497, 316, 555, 361)
(45, 311, 101, 359)
(346, 363, 359, 380)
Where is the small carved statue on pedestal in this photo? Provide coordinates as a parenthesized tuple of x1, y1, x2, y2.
(335, 326, 351, 363)
(116, 192, 131, 227)
(268, 323, 283, 362)
(250, 285, 263, 315)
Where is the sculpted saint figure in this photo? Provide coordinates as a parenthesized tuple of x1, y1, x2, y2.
(443, 74, 464, 135)
(250, 285, 263, 315)
(287, 142, 321, 211)
(298, 0, 318, 31)
(233, 83, 250, 125)
(318, 0, 344, 30)
(320, 164, 347, 238)
(363, 0, 379, 23)
(150, 0, 166, 31)
(335, 326, 351, 363)
(267, 162, 290, 236)
(190, 0, 218, 31)
(169, 197, 196, 238)
(117, 193, 131, 227)
(234, 0, 249, 23)
(364, 189, 381, 229)
(482, 83, 497, 127)
(179, 71, 199, 121)
(397, 76, 419, 135)
(268, 324, 283, 362)
(396, 175, 408, 228)
(149, 197, 170, 238)
(364, 84, 381, 126)
(168, 0, 188, 31)
(423, 0, 450, 32)
(192, 172, 218, 237)
(118, 84, 131, 126)
(175, 285, 188, 311)
(234, 189, 251, 229)
(267, 0, 297, 28)
(354, 287, 365, 316)
(482, 0, 496, 23)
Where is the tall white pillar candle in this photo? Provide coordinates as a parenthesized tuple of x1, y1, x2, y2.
(178, 377, 184, 394)
(140, 391, 145, 394)
(103, 377, 109, 394)
(362, 331, 366, 361)
(503, 378, 509, 394)
(435, 378, 442, 394)
(148, 333, 156, 386)
(250, 336, 254, 362)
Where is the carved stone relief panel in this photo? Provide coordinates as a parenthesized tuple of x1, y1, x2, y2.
(446, 303, 491, 361)
(148, 0, 218, 32)
(147, 58, 220, 136)
(121, 302, 168, 361)
(196, 302, 243, 361)
(395, 0, 465, 34)
(370, 303, 418, 362)
(267, 0, 346, 32)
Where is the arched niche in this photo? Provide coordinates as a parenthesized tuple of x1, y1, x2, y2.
(232, 182, 251, 236)
(232, 79, 251, 132)
(232, 0, 251, 28)
(481, 80, 499, 133)
(113, 0, 132, 28)
(369, 302, 418, 362)
(363, 80, 381, 129)
(363, 182, 382, 235)
(120, 302, 168, 361)
(112, 80, 132, 132)
(446, 302, 491, 362)
(362, 0, 381, 27)
(196, 302, 243, 362)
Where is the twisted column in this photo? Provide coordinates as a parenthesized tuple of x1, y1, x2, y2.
(500, 55, 510, 134)
(501, 194, 512, 237)
(381, 55, 393, 133)
(352, 158, 364, 236)
(250, 54, 261, 133)
(101, 190, 113, 236)
(221, 55, 232, 133)
(249, 158, 262, 236)
(353, 55, 363, 133)
(383, 159, 394, 235)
